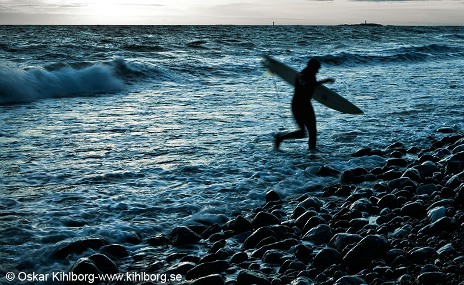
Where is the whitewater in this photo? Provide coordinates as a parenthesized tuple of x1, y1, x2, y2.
(1, 25, 463, 279)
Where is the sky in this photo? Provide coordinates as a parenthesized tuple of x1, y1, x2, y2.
(0, 0, 463, 25)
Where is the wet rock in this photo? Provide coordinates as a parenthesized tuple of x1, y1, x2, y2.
(282, 260, 306, 273)
(409, 247, 437, 263)
(343, 235, 389, 269)
(262, 249, 286, 265)
(377, 194, 398, 209)
(255, 236, 278, 248)
(209, 240, 225, 254)
(292, 206, 307, 220)
(148, 234, 168, 246)
(400, 201, 426, 218)
(66, 258, 100, 284)
(317, 165, 341, 177)
(387, 177, 416, 191)
(333, 275, 367, 285)
(416, 271, 446, 285)
(201, 224, 222, 239)
(295, 210, 318, 229)
(352, 147, 372, 157)
(427, 206, 446, 223)
(449, 151, 464, 162)
(252, 211, 281, 229)
(100, 244, 129, 260)
(88, 253, 118, 274)
(445, 171, 464, 189)
(251, 238, 299, 258)
(386, 158, 409, 167)
(452, 144, 464, 154)
(415, 161, 440, 178)
(242, 227, 275, 249)
(186, 260, 229, 280)
(341, 168, 369, 184)
(397, 274, 414, 284)
(421, 264, 441, 273)
(295, 244, 313, 261)
(436, 126, 455, 133)
(455, 183, 464, 210)
(229, 215, 253, 234)
(230, 252, 248, 264)
(51, 238, 109, 259)
(313, 247, 342, 269)
(382, 169, 402, 180)
(349, 218, 369, 229)
(191, 274, 224, 285)
(387, 142, 405, 150)
(330, 233, 363, 251)
(349, 198, 373, 213)
(416, 183, 438, 196)
(297, 196, 323, 211)
(302, 215, 326, 233)
(402, 168, 422, 183)
(420, 216, 455, 235)
(302, 224, 333, 244)
(290, 276, 314, 285)
(437, 243, 455, 257)
(146, 261, 166, 273)
(165, 261, 196, 275)
(266, 190, 281, 203)
(168, 226, 202, 247)
(390, 224, 412, 238)
(236, 269, 270, 285)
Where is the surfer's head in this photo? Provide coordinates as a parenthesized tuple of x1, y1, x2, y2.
(307, 58, 321, 72)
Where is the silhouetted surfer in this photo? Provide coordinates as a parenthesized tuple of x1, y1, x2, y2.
(274, 59, 334, 150)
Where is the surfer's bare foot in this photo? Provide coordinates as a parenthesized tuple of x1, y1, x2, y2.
(308, 144, 316, 151)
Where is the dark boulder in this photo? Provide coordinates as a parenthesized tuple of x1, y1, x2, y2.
(313, 247, 342, 270)
(236, 270, 270, 285)
(252, 211, 281, 229)
(168, 226, 202, 247)
(186, 260, 229, 280)
(51, 238, 109, 259)
(343, 235, 389, 270)
(302, 224, 333, 244)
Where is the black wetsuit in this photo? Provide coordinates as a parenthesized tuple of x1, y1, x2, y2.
(276, 69, 318, 149)
(293, 70, 317, 149)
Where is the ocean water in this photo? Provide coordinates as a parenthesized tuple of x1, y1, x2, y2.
(1, 25, 463, 278)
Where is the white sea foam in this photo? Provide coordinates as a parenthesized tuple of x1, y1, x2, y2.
(0, 62, 124, 104)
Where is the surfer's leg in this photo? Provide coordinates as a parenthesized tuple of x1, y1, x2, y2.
(274, 107, 306, 150)
(274, 119, 305, 150)
(306, 105, 317, 150)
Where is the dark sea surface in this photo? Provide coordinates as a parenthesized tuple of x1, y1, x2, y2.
(1, 25, 463, 280)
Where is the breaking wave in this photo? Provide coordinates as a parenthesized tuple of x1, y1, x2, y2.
(0, 58, 166, 105)
(317, 44, 463, 66)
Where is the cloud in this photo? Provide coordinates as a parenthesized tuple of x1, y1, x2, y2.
(0, 0, 88, 11)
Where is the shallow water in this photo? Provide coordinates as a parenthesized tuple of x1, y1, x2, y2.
(1, 25, 463, 278)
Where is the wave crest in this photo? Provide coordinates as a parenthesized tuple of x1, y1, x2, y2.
(317, 44, 462, 66)
(0, 60, 127, 104)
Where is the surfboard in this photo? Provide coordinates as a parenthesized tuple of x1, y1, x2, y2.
(263, 55, 363, 114)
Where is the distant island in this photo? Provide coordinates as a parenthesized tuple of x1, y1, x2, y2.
(339, 20, 383, 27)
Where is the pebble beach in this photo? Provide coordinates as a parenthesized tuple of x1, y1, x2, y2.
(46, 130, 464, 285)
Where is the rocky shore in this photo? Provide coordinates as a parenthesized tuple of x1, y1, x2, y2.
(57, 132, 464, 285)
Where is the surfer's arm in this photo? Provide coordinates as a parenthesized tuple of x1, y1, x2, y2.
(318, 78, 335, 85)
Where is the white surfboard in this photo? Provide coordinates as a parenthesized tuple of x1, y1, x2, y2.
(263, 55, 363, 114)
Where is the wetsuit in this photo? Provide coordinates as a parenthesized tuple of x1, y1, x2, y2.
(293, 70, 318, 149)
(276, 69, 318, 150)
